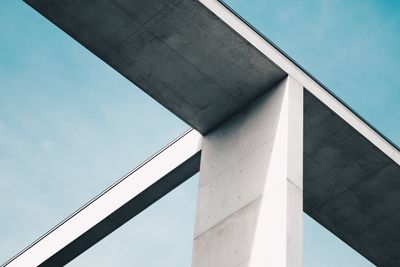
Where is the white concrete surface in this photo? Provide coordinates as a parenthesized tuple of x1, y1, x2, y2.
(4, 130, 202, 267)
(192, 76, 303, 267)
(199, 0, 400, 165)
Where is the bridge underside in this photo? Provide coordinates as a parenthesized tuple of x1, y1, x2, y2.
(24, 0, 400, 266)
(25, 0, 286, 134)
(304, 91, 400, 266)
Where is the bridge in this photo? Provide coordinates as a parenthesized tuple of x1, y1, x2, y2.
(4, 0, 400, 266)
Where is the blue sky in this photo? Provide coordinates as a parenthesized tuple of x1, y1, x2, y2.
(1, 0, 399, 266)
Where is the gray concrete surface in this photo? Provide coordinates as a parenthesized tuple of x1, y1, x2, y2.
(304, 90, 400, 267)
(24, 0, 286, 134)
(193, 77, 303, 267)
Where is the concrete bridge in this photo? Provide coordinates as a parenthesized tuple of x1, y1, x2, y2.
(4, 0, 400, 266)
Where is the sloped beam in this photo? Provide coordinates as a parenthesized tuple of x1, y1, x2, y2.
(3, 130, 202, 267)
(202, 0, 400, 165)
(23, 0, 286, 134)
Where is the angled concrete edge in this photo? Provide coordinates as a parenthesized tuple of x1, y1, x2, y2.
(2, 129, 202, 267)
(202, 0, 400, 165)
(23, 0, 400, 164)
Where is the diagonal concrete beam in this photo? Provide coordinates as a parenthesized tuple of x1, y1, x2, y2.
(23, 0, 287, 134)
(2, 130, 202, 267)
(23, 0, 400, 163)
(201, 0, 400, 166)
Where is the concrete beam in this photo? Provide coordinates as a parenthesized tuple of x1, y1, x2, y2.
(3, 130, 202, 267)
(192, 76, 303, 267)
(24, 0, 398, 162)
(24, 0, 286, 134)
(202, 0, 400, 166)
(303, 91, 400, 267)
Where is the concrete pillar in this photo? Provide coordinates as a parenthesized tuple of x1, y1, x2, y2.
(192, 76, 303, 267)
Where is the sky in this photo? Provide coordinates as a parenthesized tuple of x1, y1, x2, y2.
(0, 0, 399, 266)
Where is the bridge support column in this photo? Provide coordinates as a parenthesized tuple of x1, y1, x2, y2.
(192, 76, 303, 267)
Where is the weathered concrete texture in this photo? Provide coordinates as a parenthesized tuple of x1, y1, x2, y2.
(193, 77, 303, 267)
(24, 0, 286, 134)
(304, 90, 400, 267)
